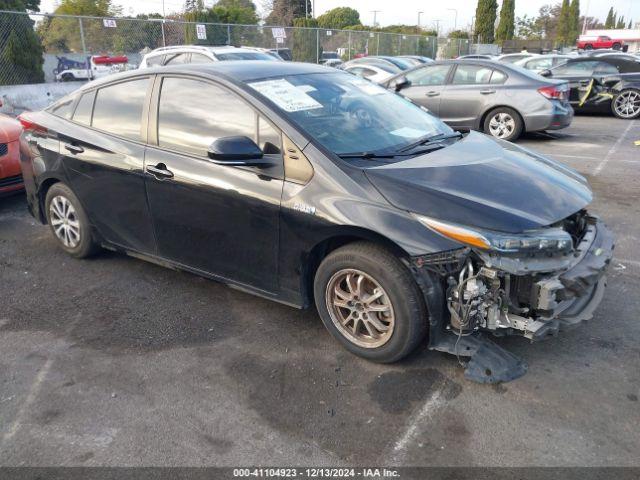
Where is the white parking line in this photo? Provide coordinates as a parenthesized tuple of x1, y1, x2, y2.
(389, 387, 444, 463)
(593, 120, 636, 176)
(0, 356, 54, 447)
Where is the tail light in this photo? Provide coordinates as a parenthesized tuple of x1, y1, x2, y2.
(538, 84, 568, 101)
(17, 114, 47, 133)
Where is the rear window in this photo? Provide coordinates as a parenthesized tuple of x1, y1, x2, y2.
(72, 91, 95, 125)
(145, 54, 164, 67)
(48, 95, 75, 119)
(92, 78, 149, 141)
(216, 52, 277, 61)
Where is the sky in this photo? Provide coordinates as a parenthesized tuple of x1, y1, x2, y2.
(37, 0, 640, 33)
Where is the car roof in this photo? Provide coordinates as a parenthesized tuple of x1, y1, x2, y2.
(82, 61, 334, 90)
(145, 45, 266, 56)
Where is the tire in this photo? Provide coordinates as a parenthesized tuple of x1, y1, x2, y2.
(483, 107, 524, 141)
(61, 73, 74, 82)
(45, 183, 98, 258)
(611, 89, 640, 119)
(584, 44, 593, 50)
(612, 43, 621, 50)
(314, 242, 427, 363)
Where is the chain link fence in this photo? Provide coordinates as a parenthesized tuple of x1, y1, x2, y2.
(0, 9, 471, 92)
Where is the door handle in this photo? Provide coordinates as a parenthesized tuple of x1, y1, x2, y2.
(64, 143, 84, 154)
(426, 91, 440, 97)
(146, 163, 174, 179)
(480, 89, 496, 95)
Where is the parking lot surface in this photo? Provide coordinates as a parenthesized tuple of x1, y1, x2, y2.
(1, 115, 639, 467)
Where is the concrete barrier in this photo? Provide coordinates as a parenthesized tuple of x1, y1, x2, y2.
(0, 82, 83, 114)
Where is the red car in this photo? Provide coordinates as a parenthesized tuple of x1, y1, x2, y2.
(577, 35, 624, 50)
(0, 114, 24, 196)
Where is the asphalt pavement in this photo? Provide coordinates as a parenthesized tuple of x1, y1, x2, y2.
(0, 115, 639, 467)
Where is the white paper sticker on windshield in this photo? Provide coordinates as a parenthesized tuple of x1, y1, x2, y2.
(249, 79, 322, 112)
(297, 84, 317, 93)
(390, 127, 428, 138)
(350, 78, 386, 96)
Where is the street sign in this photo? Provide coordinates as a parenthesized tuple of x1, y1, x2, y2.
(272, 27, 286, 39)
(196, 24, 207, 40)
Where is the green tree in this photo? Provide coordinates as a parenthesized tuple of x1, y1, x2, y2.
(265, 0, 311, 26)
(474, 0, 498, 44)
(604, 7, 615, 29)
(495, 0, 515, 43)
(615, 15, 625, 29)
(629, 19, 633, 29)
(556, 0, 570, 46)
(111, 14, 163, 53)
(567, 0, 579, 44)
(291, 17, 318, 62)
(0, 0, 45, 85)
(1, 0, 43, 79)
(37, 0, 120, 52)
(316, 7, 360, 30)
(183, 8, 226, 44)
(215, 0, 255, 9)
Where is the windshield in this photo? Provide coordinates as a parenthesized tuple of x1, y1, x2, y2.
(247, 72, 453, 157)
(216, 52, 277, 61)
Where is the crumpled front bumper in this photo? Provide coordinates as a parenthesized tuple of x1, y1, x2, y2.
(527, 218, 614, 339)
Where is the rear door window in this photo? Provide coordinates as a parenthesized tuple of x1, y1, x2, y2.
(92, 78, 150, 141)
(553, 61, 601, 76)
(490, 69, 507, 84)
(72, 91, 95, 125)
(452, 64, 493, 84)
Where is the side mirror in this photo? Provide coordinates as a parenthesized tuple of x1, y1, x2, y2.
(207, 136, 265, 165)
(539, 69, 552, 77)
(391, 75, 411, 92)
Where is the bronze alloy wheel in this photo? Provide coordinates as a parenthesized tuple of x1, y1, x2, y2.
(325, 269, 395, 348)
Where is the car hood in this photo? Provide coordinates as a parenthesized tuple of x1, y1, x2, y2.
(364, 132, 592, 233)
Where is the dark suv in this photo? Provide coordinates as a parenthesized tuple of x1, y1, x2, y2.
(19, 62, 613, 383)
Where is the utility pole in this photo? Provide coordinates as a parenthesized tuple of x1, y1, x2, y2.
(582, 0, 591, 34)
(447, 8, 458, 30)
(371, 10, 381, 27)
(418, 11, 424, 30)
(433, 19, 441, 37)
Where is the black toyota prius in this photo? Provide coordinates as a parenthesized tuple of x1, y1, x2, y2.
(19, 62, 613, 383)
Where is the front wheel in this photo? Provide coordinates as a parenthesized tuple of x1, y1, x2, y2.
(611, 89, 640, 119)
(612, 43, 621, 50)
(314, 242, 427, 363)
(584, 44, 593, 50)
(45, 183, 98, 258)
(483, 107, 523, 141)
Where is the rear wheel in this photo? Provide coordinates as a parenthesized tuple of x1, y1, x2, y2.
(612, 43, 621, 50)
(584, 44, 593, 50)
(483, 107, 523, 141)
(45, 183, 98, 258)
(611, 89, 640, 119)
(314, 242, 427, 363)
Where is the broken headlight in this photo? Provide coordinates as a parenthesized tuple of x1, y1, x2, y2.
(413, 214, 573, 254)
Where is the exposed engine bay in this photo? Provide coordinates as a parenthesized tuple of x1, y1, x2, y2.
(411, 211, 615, 384)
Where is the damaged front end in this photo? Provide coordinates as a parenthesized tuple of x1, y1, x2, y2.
(411, 211, 615, 384)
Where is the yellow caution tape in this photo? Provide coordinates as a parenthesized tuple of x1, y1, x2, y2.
(579, 79, 594, 107)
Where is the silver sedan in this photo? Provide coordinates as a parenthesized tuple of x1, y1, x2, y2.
(383, 59, 574, 141)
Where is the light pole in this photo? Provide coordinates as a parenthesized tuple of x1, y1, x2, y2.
(447, 8, 458, 31)
(582, 0, 591, 34)
(371, 10, 381, 27)
(418, 11, 424, 30)
(433, 19, 441, 37)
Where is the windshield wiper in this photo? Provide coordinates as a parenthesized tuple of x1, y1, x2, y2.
(338, 142, 449, 160)
(398, 131, 463, 153)
(337, 152, 398, 159)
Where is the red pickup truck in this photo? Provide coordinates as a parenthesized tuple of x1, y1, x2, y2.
(577, 35, 624, 50)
